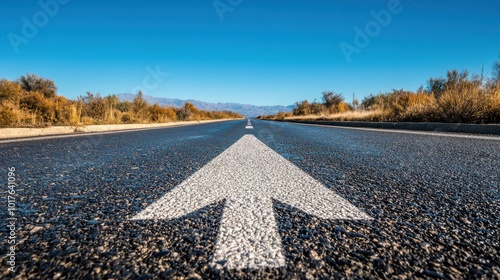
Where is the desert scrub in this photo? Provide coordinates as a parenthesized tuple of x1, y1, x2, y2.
(0, 74, 243, 127)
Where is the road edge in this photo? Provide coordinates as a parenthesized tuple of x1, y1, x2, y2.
(0, 119, 236, 140)
(263, 119, 500, 135)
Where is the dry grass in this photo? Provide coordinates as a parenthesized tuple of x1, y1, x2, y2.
(259, 109, 392, 122)
(437, 83, 485, 122)
(485, 86, 500, 123)
(0, 103, 39, 127)
(399, 94, 438, 122)
(264, 69, 500, 124)
(0, 75, 244, 128)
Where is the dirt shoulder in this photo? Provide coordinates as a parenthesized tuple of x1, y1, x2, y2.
(0, 119, 233, 140)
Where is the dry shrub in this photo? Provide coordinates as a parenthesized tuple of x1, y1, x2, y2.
(19, 109, 37, 126)
(20, 91, 55, 122)
(485, 86, 500, 123)
(0, 75, 243, 128)
(337, 101, 350, 113)
(0, 107, 19, 127)
(400, 94, 437, 122)
(0, 79, 22, 104)
(149, 104, 177, 122)
(275, 111, 291, 120)
(407, 92, 431, 106)
(437, 84, 486, 123)
(402, 104, 437, 122)
(111, 110, 124, 124)
(81, 116, 94, 125)
(69, 104, 80, 125)
(120, 113, 132, 124)
(283, 109, 389, 122)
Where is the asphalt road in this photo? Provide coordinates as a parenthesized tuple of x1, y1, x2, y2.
(0, 119, 499, 279)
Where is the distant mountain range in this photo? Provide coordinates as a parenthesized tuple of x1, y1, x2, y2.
(116, 93, 294, 117)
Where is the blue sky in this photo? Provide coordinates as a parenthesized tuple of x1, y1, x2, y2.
(1, 0, 499, 106)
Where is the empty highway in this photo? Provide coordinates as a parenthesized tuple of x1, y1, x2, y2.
(1, 119, 499, 279)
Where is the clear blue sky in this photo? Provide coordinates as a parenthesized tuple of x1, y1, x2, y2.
(1, 0, 499, 106)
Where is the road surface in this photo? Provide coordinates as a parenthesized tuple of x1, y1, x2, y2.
(0, 119, 498, 279)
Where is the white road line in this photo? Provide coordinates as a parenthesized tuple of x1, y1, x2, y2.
(246, 119, 253, 129)
(293, 123, 500, 141)
(132, 134, 371, 270)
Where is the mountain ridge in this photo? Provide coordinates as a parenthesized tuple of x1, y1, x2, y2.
(116, 93, 294, 117)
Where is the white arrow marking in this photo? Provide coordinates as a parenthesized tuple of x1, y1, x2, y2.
(131, 135, 371, 270)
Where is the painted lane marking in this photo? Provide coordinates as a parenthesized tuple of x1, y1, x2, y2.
(246, 119, 253, 129)
(131, 134, 371, 270)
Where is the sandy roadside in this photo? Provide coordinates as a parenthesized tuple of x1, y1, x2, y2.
(0, 119, 234, 140)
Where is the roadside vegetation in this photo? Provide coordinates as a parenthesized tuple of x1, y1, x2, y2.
(259, 59, 500, 124)
(0, 74, 243, 128)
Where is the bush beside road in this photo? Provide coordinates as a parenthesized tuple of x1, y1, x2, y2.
(0, 74, 243, 128)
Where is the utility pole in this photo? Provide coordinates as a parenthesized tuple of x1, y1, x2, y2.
(352, 92, 357, 110)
